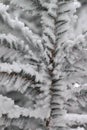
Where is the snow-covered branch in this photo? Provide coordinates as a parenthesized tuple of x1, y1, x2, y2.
(65, 114, 87, 126)
(0, 33, 40, 62)
(0, 94, 50, 119)
(0, 33, 30, 54)
(0, 3, 43, 50)
(0, 94, 30, 118)
(0, 62, 43, 82)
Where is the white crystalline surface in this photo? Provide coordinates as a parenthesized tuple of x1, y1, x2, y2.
(0, 0, 87, 130)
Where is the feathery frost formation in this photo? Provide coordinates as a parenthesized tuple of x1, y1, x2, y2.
(0, 0, 87, 130)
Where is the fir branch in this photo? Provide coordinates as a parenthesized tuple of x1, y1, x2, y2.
(0, 33, 41, 63)
(0, 94, 30, 118)
(0, 33, 30, 54)
(0, 3, 43, 50)
(0, 62, 43, 82)
(0, 116, 45, 130)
